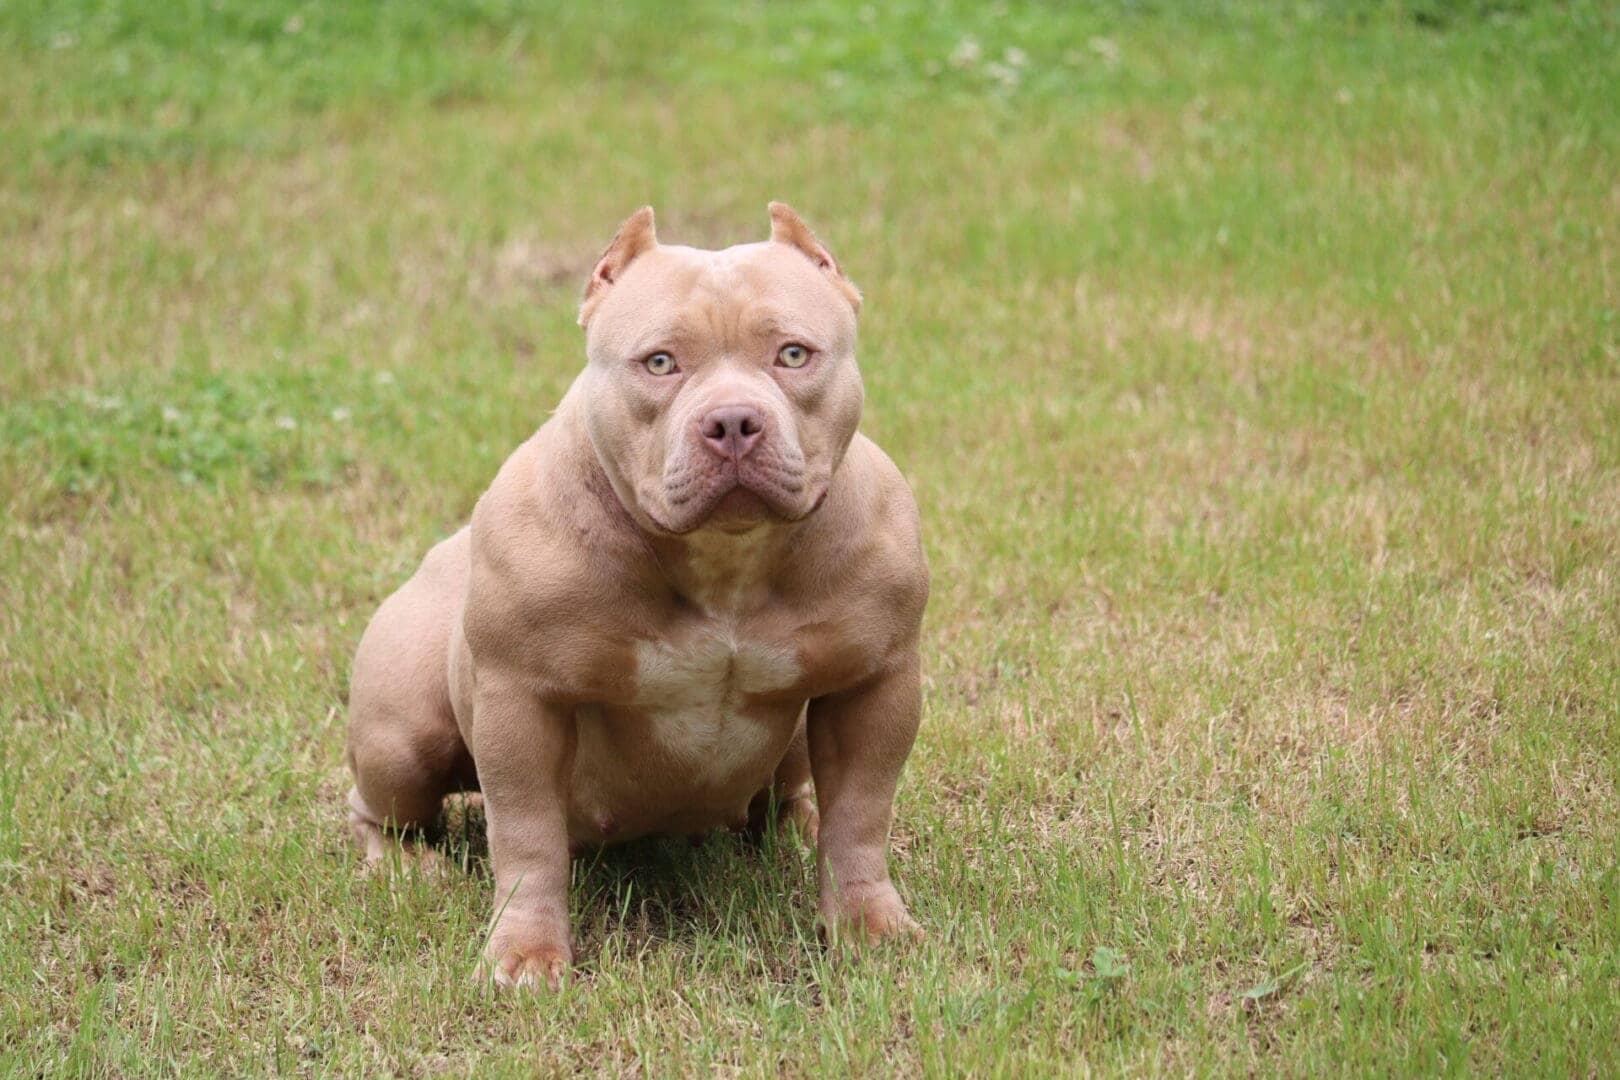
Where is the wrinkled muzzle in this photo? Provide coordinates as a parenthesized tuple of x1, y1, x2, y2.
(659, 393, 810, 532)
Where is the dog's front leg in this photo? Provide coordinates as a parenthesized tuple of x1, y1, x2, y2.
(470, 670, 577, 991)
(807, 646, 923, 948)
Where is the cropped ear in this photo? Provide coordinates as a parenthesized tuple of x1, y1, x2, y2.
(767, 201, 861, 314)
(579, 206, 657, 327)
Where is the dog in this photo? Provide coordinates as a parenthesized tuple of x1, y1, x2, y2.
(345, 203, 928, 990)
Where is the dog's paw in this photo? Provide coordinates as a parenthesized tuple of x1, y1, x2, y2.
(777, 794, 820, 847)
(477, 924, 573, 992)
(745, 791, 820, 849)
(358, 840, 450, 881)
(477, 946, 571, 992)
(821, 885, 922, 951)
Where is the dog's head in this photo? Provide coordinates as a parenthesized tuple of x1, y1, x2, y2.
(577, 203, 864, 535)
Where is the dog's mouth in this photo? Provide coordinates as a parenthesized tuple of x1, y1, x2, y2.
(708, 485, 772, 520)
(650, 466, 825, 535)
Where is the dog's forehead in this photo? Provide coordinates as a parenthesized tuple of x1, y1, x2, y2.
(649, 241, 818, 298)
(591, 241, 849, 351)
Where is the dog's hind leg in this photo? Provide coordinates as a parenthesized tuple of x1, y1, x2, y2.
(345, 530, 477, 873)
(749, 716, 819, 846)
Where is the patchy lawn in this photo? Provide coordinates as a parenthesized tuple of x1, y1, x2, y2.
(2, 1, 1618, 1073)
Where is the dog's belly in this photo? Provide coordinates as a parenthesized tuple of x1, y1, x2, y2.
(567, 628, 806, 841)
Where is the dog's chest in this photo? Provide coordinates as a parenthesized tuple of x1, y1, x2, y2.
(628, 623, 801, 779)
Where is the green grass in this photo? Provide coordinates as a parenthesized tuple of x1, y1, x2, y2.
(3, 0, 1618, 1073)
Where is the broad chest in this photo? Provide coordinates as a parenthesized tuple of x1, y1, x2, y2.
(594, 618, 805, 785)
(627, 619, 805, 712)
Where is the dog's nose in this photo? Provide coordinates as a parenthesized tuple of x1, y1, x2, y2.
(698, 405, 766, 460)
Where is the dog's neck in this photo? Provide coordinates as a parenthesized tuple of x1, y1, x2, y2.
(656, 524, 785, 615)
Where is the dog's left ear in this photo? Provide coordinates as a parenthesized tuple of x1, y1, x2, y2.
(768, 202, 861, 314)
(580, 206, 658, 327)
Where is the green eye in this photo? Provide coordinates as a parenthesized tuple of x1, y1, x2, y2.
(777, 343, 811, 368)
(644, 352, 677, 376)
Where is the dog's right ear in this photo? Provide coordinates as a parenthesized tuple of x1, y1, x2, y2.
(768, 202, 861, 314)
(580, 206, 657, 327)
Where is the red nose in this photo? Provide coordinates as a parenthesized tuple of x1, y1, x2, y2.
(698, 405, 765, 460)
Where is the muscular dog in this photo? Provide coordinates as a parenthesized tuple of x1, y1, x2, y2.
(345, 203, 928, 990)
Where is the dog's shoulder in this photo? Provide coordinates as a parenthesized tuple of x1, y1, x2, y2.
(461, 419, 645, 683)
(843, 433, 928, 593)
(798, 434, 929, 657)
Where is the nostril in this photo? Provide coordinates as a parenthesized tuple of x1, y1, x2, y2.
(698, 405, 767, 458)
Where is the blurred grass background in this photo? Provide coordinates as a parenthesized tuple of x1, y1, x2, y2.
(2, 1, 1618, 1074)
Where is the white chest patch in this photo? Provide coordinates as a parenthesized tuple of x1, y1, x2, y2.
(631, 626, 801, 780)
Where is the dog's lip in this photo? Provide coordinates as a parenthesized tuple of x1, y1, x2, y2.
(649, 474, 825, 534)
(771, 483, 829, 524)
(708, 486, 773, 520)
(640, 498, 689, 536)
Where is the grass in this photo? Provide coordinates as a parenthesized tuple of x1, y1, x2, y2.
(2, 0, 1618, 1073)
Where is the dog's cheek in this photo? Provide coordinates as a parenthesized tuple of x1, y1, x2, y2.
(758, 393, 806, 467)
(659, 412, 696, 485)
(822, 369, 864, 473)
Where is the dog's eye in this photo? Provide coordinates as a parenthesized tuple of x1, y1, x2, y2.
(776, 343, 811, 369)
(643, 352, 678, 376)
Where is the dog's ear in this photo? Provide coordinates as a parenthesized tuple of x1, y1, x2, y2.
(580, 206, 657, 327)
(768, 202, 861, 314)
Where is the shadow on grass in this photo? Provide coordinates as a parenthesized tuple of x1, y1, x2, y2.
(422, 793, 818, 957)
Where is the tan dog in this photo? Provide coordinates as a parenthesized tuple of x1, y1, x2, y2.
(345, 204, 928, 990)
